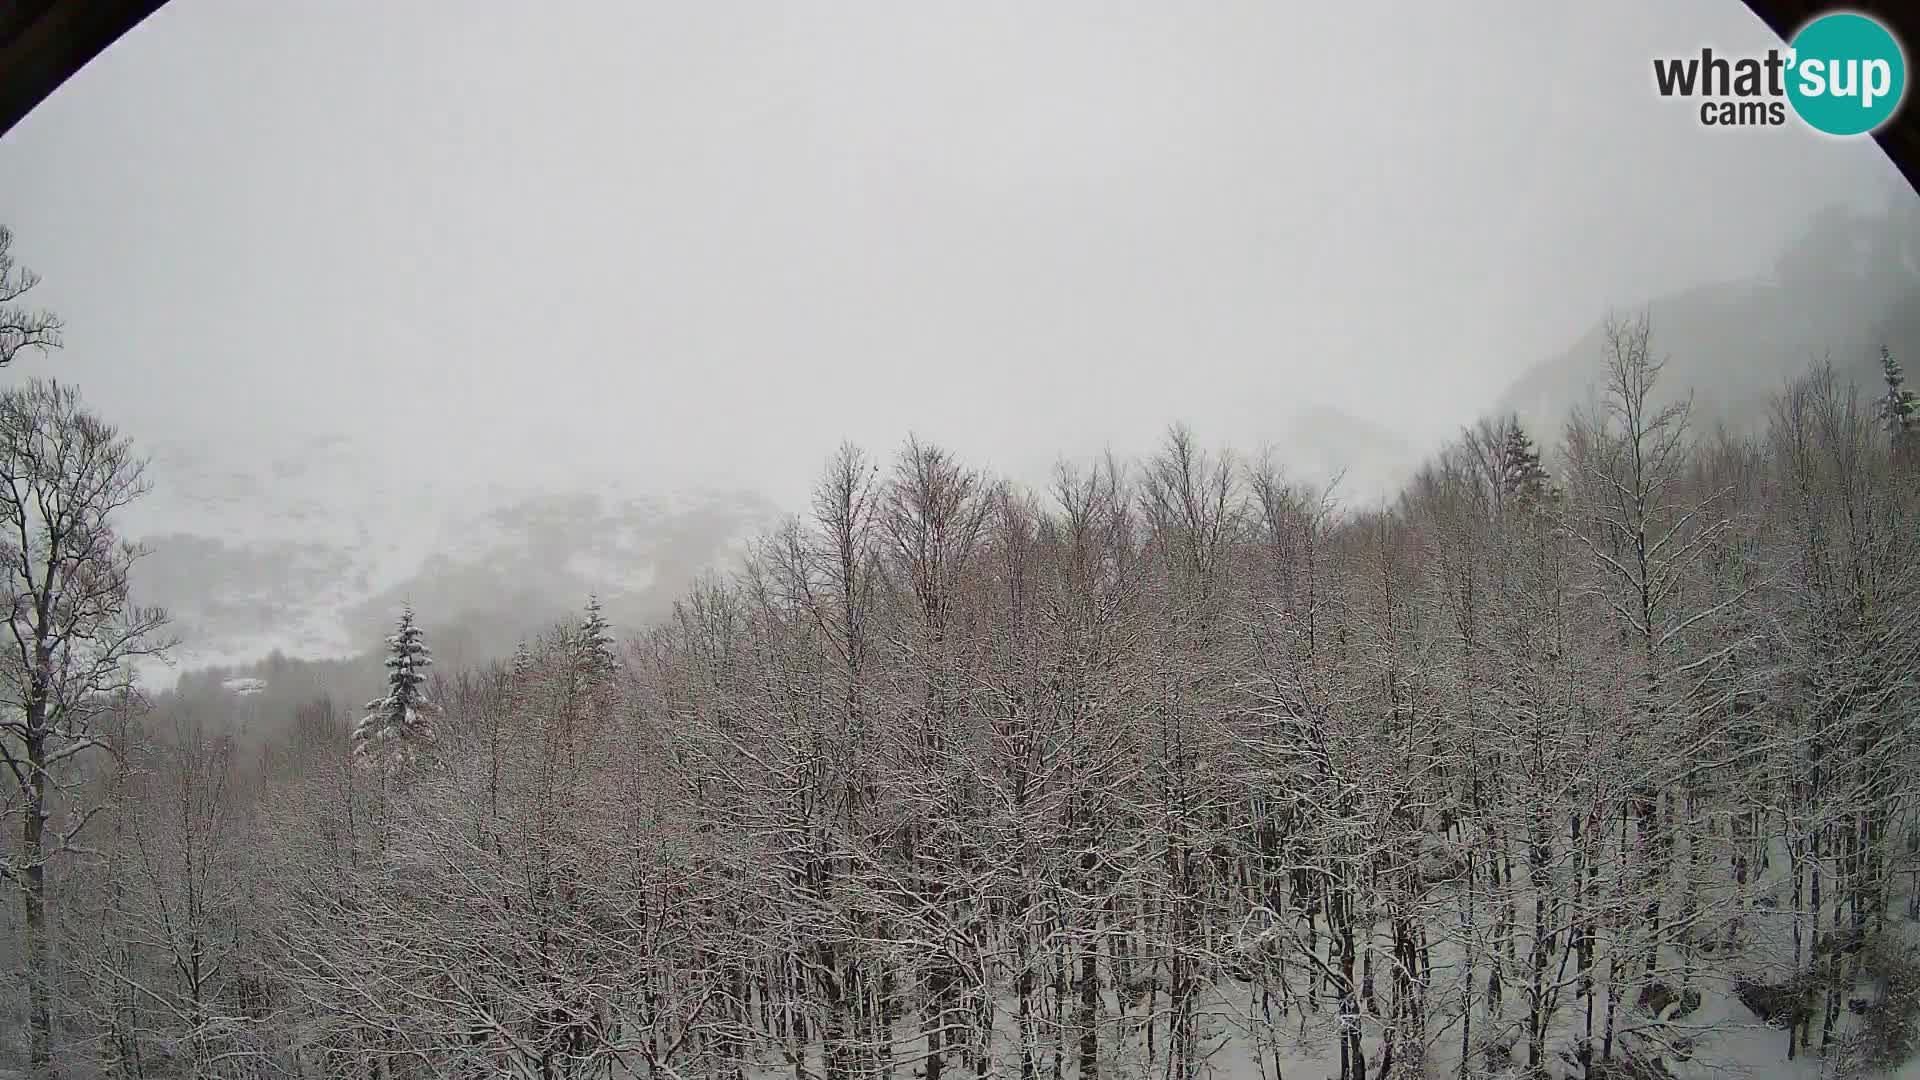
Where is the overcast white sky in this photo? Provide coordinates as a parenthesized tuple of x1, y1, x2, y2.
(1, 0, 1912, 508)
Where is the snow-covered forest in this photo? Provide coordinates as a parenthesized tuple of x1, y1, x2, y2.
(5, 263, 1920, 1080)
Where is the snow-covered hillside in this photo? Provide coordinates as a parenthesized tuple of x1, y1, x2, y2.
(121, 431, 776, 681)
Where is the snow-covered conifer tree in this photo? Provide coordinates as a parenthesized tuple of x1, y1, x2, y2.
(352, 605, 438, 770)
(1500, 418, 1552, 504)
(1881, 346, 1918, 454)
(577, 594, 616, 680)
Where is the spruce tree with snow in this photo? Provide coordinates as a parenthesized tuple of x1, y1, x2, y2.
(1499, 417, 1552, 503)
(353, 605, 439, 770)
(1882, 346, 1918, 452)
(577, 594, 616, 680)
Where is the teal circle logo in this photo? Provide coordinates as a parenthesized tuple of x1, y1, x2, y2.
(1786, 12, 1906, 136)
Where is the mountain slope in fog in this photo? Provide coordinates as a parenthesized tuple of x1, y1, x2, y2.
(132, 205, 1920, 690)
(1266, 405, 1421, 504)
(1499, 202, 1920, 433)
(124, 432, 778, 679)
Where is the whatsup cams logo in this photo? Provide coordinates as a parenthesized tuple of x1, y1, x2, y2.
(1653, 10, 1906, 135)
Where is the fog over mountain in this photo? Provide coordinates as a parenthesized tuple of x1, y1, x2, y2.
(120, 403, 1416, 681)
(119, 433, 779, 677)
(112, 195, 1920, 686)
(1499, 201, 1920, 437)
(1, 0, 1914, 682)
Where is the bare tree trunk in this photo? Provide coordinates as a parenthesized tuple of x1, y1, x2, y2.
(24, 707, 54, 1077)
(1078, 927, 1100, 1080)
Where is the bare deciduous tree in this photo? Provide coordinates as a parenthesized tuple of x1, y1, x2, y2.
(0, 228, 62, 368)
(0, 379, 169, 1073)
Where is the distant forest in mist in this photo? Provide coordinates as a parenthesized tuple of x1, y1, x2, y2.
(4, 200, 1920, 1080)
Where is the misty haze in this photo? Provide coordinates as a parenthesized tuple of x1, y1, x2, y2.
(2, 1, 1920, 1078)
